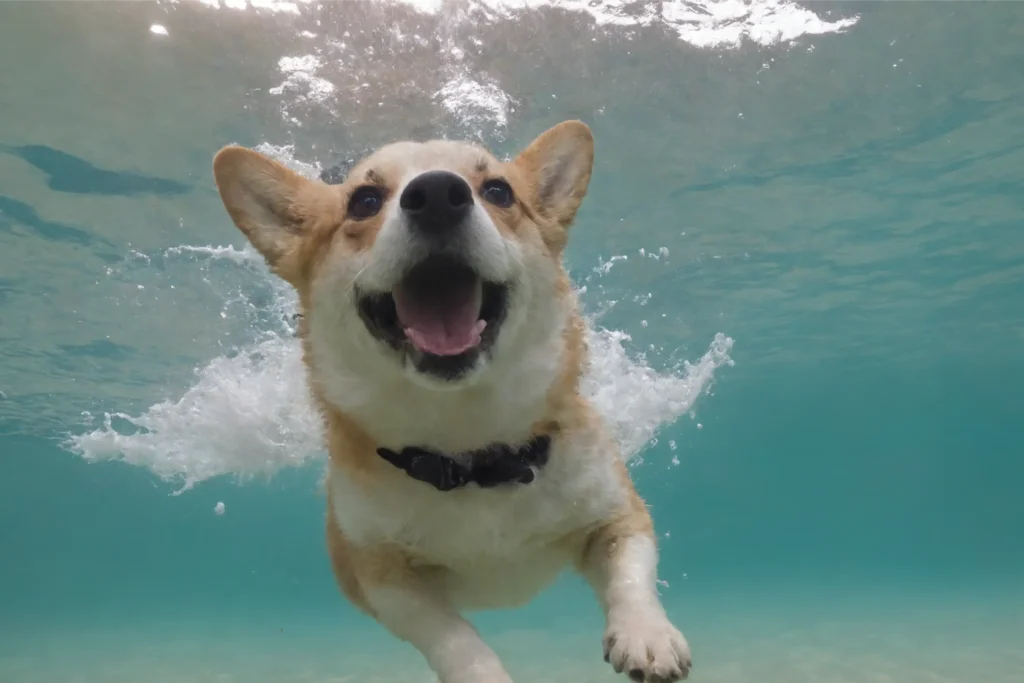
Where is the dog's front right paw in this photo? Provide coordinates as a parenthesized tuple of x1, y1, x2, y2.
(602, 608, 692, 682)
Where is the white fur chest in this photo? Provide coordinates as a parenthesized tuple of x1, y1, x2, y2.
(327, 428, 626, 609)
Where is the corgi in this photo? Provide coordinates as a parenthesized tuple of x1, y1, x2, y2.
(212, 121, 691, 683)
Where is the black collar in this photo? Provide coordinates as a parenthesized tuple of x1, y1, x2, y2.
(377, 435, 552, 492)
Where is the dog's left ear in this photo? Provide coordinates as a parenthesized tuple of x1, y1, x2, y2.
(513, 120, 594, 227)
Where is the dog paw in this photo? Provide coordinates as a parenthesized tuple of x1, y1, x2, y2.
(602, 609, 692, 682)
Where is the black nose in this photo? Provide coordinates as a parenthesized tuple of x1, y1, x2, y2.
(400, 170, 473, 234)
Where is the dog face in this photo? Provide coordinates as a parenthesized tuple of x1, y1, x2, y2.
(213, 121, 593, 406)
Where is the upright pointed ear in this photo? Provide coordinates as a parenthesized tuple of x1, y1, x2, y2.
(513, 120, 594, 226)
(212, 146, 332, 267)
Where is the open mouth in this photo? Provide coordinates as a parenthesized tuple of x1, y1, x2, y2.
(357, 256, 509, 378)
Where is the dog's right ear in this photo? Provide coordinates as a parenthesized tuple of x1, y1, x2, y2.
(213, 146, 334, 272)
(513, 120, 594, 229)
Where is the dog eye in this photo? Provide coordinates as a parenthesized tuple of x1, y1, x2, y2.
(348, 186, 384, 219)
(481, 179, 514, 208)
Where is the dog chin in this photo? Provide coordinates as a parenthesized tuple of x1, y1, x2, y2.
(402, 349, 488, 390)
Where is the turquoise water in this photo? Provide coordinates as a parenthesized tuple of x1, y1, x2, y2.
(2, 1, 1023, 681)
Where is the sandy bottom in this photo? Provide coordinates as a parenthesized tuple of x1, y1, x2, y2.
(3, 588, 1022, 683)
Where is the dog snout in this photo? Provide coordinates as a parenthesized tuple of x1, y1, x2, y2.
(399, 171, 473, 236)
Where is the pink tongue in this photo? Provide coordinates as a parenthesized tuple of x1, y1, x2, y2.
(394, 278, 486, 356)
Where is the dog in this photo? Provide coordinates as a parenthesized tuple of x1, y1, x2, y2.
(212, 121, 692, 683)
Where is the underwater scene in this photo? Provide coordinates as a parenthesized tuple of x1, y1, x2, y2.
(0, 1, 1022, 682)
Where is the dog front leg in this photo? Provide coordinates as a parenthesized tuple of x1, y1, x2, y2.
(361, 572, 513, 683)
(580, 517, 692, 682)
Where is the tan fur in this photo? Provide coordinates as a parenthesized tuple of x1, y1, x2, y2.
(213, 121, 691, 683)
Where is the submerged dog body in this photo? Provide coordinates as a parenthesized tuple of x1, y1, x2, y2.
(213, 122, 691, 683)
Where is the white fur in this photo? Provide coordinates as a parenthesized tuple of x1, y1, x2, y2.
(358, 199, 513, 294)
(586, 536, 693, 681)
(365, 583, 513, 683)
(328, 422, 627, 609)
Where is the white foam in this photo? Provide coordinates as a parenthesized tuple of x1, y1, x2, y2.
(71, 334, 325, 493)
(268, 55, 336, 106)
(660, 0, 859, 49)
(252, 142, 323, 178)
(191, 0, 310, 13)
(176, 0, 857, 49)
(360, 0, 856, 49)
(436, 74, 514, 135)
(245, 0, 304, 12)
(583, 329, 733, 462)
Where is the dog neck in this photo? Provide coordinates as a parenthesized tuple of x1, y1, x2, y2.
(376, 435, 552, 492)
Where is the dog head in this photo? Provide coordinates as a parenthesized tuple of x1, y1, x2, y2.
(213, 122, 593, 417)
